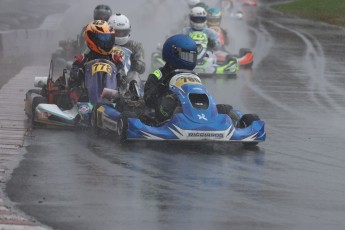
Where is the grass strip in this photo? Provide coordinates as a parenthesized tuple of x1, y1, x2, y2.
(272, 0, 345, 26)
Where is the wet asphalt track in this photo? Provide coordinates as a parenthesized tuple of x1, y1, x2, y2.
(5, 1, 345, 230)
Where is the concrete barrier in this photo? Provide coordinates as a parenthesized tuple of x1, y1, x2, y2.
(0, 11, 66, 230)
(0, 13, 65, 59)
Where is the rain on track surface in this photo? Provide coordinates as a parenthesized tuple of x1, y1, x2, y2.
(5, 1, 345, 230)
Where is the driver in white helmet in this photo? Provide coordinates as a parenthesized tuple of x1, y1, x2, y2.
(108, 13, 146, 92)
(182, 6, 221, 51)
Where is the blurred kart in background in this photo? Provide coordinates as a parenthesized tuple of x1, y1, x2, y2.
(151, 31, 253, 77)
(243, 0, 257, 6)
(24, 59, 118, 127)
(51, 38, 80, 70)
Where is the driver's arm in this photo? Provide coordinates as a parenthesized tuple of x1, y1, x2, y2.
(144, 74, 159, 109)
(69, 54, 86, 88)
(125, 40, 146, 74)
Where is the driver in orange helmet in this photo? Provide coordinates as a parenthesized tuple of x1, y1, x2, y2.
(69, 20, 124, 102)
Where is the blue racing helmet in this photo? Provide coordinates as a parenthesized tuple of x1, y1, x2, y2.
(162, 34, 197, 70)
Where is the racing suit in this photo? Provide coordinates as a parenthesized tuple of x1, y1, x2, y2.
(209, 26, 230, 48)
(120, 40, 146, 95)
(183, 27, 222, 51)
(144, 64, 178, 122)
(68, 49, 124, 103)
(78, 27, 145, 74)
(122, 40, 146, 74)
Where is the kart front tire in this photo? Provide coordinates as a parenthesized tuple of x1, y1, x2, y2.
(117, 116, 128, 143)
(90, 106, 101, 135)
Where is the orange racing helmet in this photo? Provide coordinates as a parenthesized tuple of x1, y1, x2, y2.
(85, 20, 115, 55)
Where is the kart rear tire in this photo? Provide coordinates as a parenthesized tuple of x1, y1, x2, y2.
(239, 48, 251, 56)
(27, 89, 42, 95)
(25, 89, 42, 117)
(216, 104, 240, 127)
(31, 96, 47, 126)
(117, 116, 128, 143)
(216, 104, 233, 113)
(239, 114, 260, 147)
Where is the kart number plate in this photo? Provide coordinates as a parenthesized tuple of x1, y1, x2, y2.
(92, 62, 112, 76)
(112, 47, 125, 59)
(174, 76, 202, 87)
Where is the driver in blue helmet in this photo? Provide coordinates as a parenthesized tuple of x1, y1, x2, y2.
(144, 34, 197, 123)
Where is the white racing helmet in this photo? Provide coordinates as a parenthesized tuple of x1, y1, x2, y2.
(190, 6, 207, 31)
(108, 13, 131, 45)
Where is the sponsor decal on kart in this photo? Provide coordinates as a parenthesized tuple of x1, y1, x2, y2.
(112, 47, 126, 60)
(168, 124, 233, 140)
(171, 74, 202, 87)
(78, 105, 90, 114)
(187, 132, 224, 138)
(103, 116, 118, 131)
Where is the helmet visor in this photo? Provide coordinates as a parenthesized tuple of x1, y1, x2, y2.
(115, 29, 131, 38)
(174, 46, 197, 63)
(190, 15, 206, 23)
(87, 32, 115, 52)
(207, 17, 221, 26)
(207, 16, 221, 24)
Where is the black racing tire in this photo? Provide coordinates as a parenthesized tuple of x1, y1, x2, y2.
(31, 96, 47, 126)
(216, 104, 240, 127)
(239, 114, 260, 147)
(117, 116, 128, 144)
(238, 113, 260, 128)
(25, 89, 42, 117)
(239, 48, 251, 56)
(90, 105, 101, 135)
(217, 104, 232, 114)
(27, 89, 42, 95)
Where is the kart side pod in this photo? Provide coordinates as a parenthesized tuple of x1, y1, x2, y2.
(34, 76, 48, 87)
(102, 88, 120, 101)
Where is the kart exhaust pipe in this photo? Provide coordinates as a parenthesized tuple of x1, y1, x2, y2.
(101, 88, 120, 101)
(34, 76, 48, 87)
